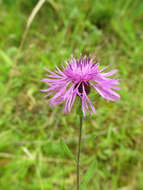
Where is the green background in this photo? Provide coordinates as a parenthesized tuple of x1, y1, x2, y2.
(0, 0, 143, 189)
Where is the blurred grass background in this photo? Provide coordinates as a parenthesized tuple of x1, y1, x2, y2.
(0, 0, 143, 189)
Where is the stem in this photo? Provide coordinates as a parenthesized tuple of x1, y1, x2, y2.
(77, 112, 83, 190)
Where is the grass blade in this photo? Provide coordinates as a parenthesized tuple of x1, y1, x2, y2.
(81, 159, 97, 190)
(60, 139, 75, 161)
(20, 0, 46, 49)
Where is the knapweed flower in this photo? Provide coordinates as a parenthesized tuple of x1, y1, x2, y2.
(41, 56, 120, 115)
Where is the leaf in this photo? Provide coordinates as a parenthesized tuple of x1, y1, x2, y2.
(60, 139, 75, 161)
(0, 50, 12, 66)
(81, 159, 97, 190)
(0, 50, 12, 82)
(20, 0, 47, 49)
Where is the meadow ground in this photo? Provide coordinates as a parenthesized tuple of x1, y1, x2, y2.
(0, 0, 143, 189)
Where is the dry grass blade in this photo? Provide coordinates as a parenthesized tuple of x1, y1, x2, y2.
(19, 0, 46, 50)
(0, 0, 47, 112)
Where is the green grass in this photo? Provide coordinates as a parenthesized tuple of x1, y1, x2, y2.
(0, 0, 143, 189)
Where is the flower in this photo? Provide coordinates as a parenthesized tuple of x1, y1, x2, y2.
(41, 56, 120, 115)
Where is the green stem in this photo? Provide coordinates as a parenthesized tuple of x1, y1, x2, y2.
(77, 111, 83, 190)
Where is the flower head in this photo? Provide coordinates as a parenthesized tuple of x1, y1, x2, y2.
(41, 56, 120, 115)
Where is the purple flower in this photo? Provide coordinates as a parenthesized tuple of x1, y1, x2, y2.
(41, 56, 120, 115)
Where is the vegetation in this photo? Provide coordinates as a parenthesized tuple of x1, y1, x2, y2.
(0, 0, 143, 189)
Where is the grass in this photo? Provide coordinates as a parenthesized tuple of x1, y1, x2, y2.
(0, 0, 143, 189)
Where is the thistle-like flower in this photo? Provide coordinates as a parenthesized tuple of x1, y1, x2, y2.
(41, 56, 120, 115)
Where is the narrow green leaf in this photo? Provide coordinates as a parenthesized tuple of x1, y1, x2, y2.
(0, 50, 12, 66)
(81, 159, 97, 190)
(60, 139, 75, 161)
